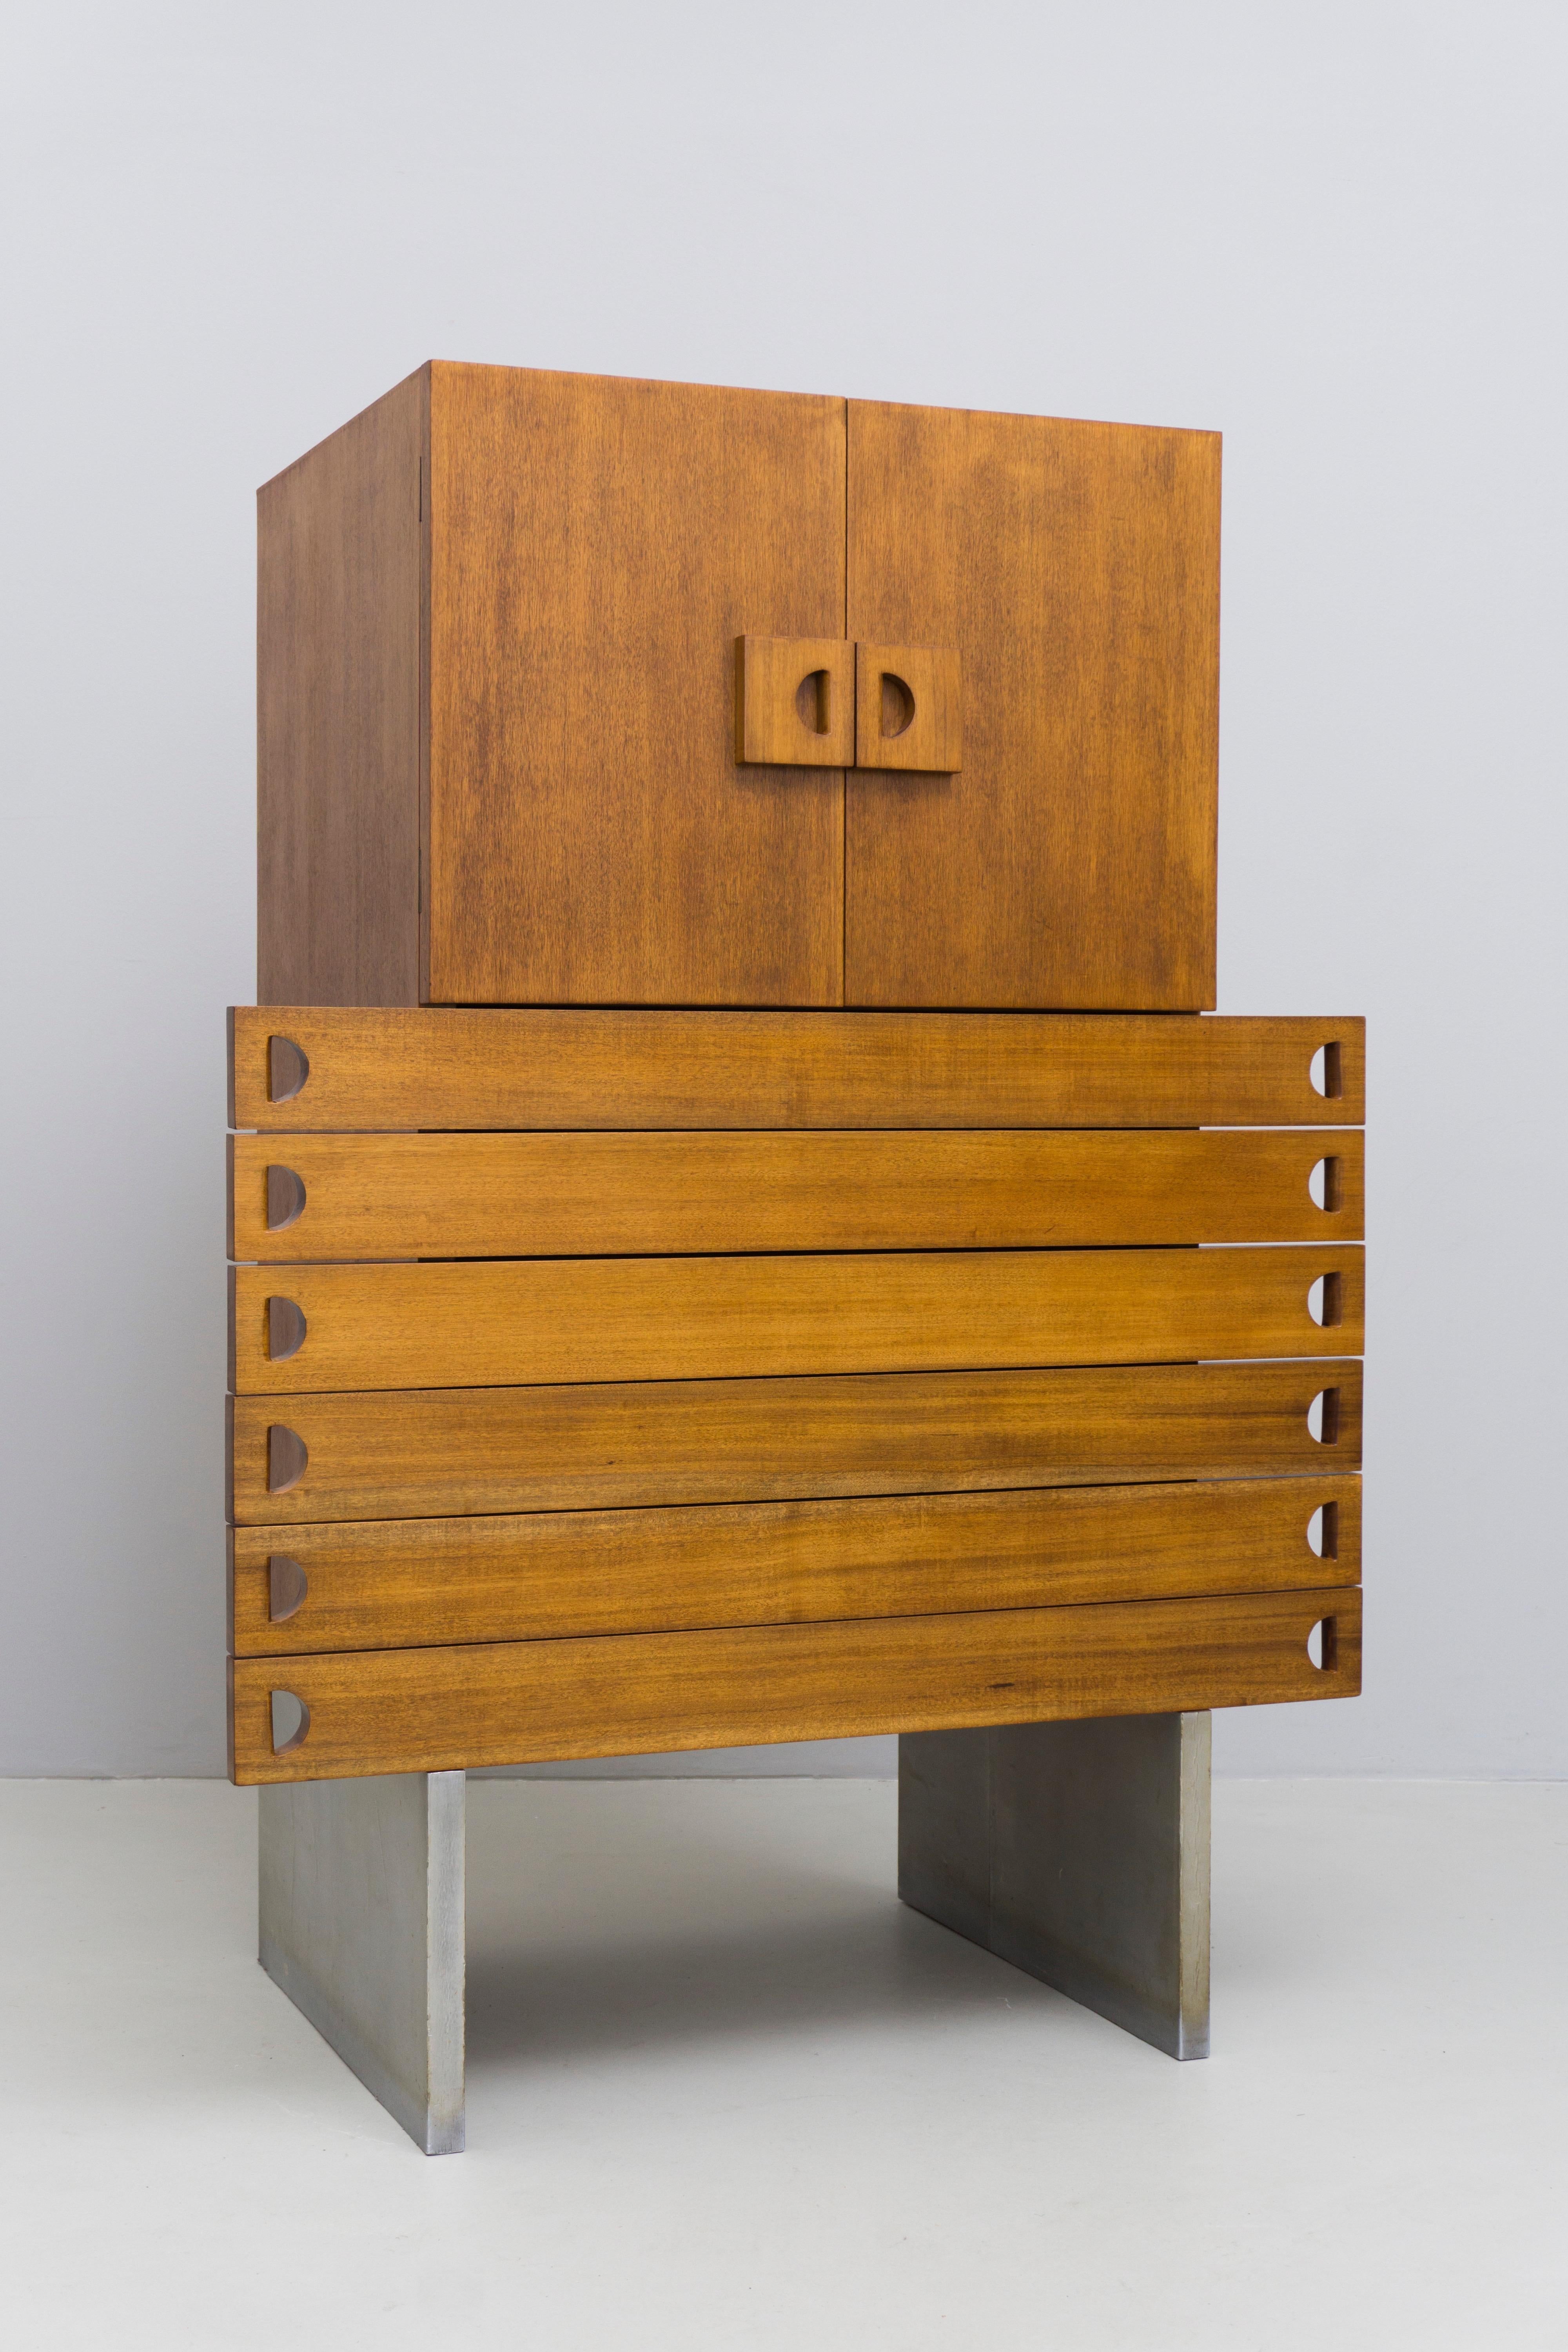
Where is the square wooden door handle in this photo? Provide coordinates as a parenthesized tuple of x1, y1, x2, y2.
(734, 637, 855, 766)
(854, 643, 962, 773)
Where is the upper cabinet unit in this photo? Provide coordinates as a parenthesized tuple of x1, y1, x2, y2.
(258, 363, 1220, 1012)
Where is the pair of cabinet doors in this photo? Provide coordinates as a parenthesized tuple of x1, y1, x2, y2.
(258, 363, 1220, 1011)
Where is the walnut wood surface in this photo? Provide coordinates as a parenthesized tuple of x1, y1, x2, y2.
(228, 1358, 1362, 1526)
(229, 1585, 1361, 1782)
(231, 1473, 1361, 1656)
(845, 402, 1220, 1009)
(231, 1245, 1363, 1396)
(229, 1007, 1366, 1132)
(257, 368, 427, 1005)
(426, 365, 845, 1006)
(230, 1126, 1364, 1262)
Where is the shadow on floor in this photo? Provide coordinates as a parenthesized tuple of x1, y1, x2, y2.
(466, 1900, 1065, 2073)
(463, 1782, 1067, 2073)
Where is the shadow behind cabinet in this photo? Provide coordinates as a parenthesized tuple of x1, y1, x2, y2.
(258, 362, 1220, 1013)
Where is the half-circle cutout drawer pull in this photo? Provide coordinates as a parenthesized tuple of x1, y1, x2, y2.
(1307, 1500, 1339, 1560)
(270, 1690, 310, 1753)
(267, 1296, 307, 1359)
(1306, 1617, 1338, 1671)
(1308, 1156, 1343, 1213)
(1307, 1387, 1340, 1445)
(267, 1424, 308, 1492)
(1309, 1042, 1343, 1100)
(1307, 1272, 1343, 1328)
(266, 1166, 307, 1230)
(268, 1555, 309, 1622)
(268, 1036, 310, 1103)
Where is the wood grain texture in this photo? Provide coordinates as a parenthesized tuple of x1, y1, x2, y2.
(228, 1007, 1367, 1133)
(231, 1246, 1364, 1396)
(229, 1585, 1362, 1782)
(846, 402, 1220, 1009)
(735, 636, 856, 766)
(228, 1358, 1363, 1526)
(854, 642, 962, 772)
(426, 364, 845, 1006)
(231, 1474, 1362, 1656)
(230, 1127, 1365, 1262)
(257, 368, 427, 1005)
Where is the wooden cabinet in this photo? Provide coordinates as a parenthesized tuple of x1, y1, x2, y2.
(259, 365, 1218, 1011)
(239, 366, 1359, 1796)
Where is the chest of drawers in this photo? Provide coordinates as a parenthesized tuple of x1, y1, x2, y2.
(228, 1004, 1362, 1789)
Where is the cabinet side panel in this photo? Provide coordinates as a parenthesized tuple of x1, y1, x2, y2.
(846, 403, 1220, 1010)
(258, 368, 427, 1005)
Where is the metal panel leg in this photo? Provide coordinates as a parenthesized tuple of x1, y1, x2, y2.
(259, 1770, 466, 2152)
(899, 1712, 1210, 2059)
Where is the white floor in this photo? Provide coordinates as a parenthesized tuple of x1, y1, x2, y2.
(2, 1777, 1563, 2350)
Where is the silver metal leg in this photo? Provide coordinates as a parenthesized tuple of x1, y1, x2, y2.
(259, 1770, 466, 2152)
(899, 1712, 1211, 2059)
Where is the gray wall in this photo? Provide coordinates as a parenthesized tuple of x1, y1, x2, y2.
(2, 1, 1563, 1779)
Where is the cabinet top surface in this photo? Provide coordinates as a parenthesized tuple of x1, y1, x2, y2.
(260, 359, 1219, 494)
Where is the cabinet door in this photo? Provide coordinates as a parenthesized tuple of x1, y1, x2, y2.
(426, 367, 846, 1006)
(845, 402, 1220, 1009)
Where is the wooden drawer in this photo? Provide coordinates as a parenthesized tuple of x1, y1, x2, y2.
(230, 1359, 1361, 1526)
(230, 1127, 1365, 1262)
(232, 1473, 1362, 1656)
(231, 1246, 1364, 1396)
(230, 1005, 1366, 1133)
(230, 1586, 1363, 1783)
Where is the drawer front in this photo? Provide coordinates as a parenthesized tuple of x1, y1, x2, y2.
(231, 1246, 1364, 1396)
(230, 1006, 1366, 1132)
(230, 1359, 1363, 1526)
(230, 1586, 1363, 1783)
(232, 1474, 1363, 1655)
(230, 1127, 1365, 1262)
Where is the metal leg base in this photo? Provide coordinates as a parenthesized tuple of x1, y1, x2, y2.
(898, 1712, 1211, 2059)
(259, 1770, 466, 2152)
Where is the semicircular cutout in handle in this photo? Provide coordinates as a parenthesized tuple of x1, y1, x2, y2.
(270, 1689, 311, 1753)
(794, 668, 832, 735)
(880, 672, 916, 739)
